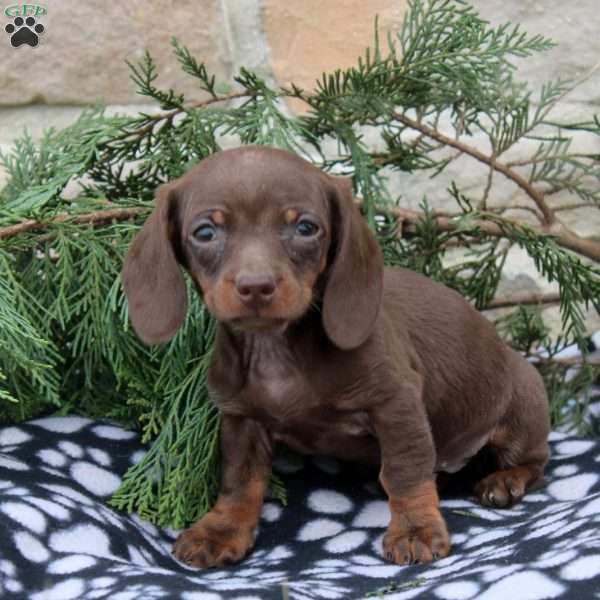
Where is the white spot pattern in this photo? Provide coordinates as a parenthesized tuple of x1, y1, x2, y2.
(0, 427, 31, 446)
(0, 415, 599, 599)
(70, 461, 122, 496)
(1, 501, 47, 534)
(38, 448, 68, 467)
(308, 490, 353, 514)
(297, 519, 345, 541)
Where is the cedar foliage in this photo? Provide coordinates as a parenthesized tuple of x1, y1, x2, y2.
(1, 0, 599, 527)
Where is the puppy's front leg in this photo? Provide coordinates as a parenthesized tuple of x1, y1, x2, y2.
(371, 379, 450, 565)
(173, 414, 272, 568)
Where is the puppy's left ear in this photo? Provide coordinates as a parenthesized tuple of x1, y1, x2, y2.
(322, 176, 384, 350)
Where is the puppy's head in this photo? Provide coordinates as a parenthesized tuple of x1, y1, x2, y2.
(122, 146, 383, 349)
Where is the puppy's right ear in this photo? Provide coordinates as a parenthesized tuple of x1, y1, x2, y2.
(121, 184, 187, 344)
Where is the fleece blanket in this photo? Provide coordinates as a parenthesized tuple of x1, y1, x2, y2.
(1, 398, 600, 600)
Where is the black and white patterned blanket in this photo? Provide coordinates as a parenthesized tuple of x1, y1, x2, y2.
(1, 408, 600, 600)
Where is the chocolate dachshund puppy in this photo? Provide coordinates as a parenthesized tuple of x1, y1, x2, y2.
(122, 146, 550, 568)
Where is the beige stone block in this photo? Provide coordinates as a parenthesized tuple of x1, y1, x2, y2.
(0, 1, 231, 105)
(264, 0, 409, 112)
(470, 0, 600, 105)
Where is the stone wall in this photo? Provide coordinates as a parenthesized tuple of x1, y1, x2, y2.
(1, 0, 598, 332)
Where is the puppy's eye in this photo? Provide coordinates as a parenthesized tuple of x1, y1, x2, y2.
(295, 219, 319, 237)
(192, 223, 217, 243)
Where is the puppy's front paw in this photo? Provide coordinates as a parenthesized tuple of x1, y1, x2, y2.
(383, 519, 450, 565)
(173, 512, 255, 568)
(474, 465, 539, 508)
(381, 479, 451, 565)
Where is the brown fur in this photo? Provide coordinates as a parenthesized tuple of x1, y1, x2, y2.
(383, 480, 450, 564)
(122, 146, 551, 568)
(172, 476, 267, 567)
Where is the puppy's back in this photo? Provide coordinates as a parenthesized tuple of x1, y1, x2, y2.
(380, 267, 513, 436)
(381, 266, 505, 356)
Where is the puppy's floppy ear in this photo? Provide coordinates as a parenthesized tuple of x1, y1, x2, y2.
(322, 176, 384, 350)
(121, 183, 187, 344)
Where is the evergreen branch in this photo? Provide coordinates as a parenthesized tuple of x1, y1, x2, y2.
(370, 203, 600, 262)
(0, 206, 149, 240)
(171, 38, 219, 98)
(393, 111, 556, 224)
(0, 110, 122, 215)
(127, 50, 185, 109)
(107, 91, 252, 144)
(0, 253, 62, 420)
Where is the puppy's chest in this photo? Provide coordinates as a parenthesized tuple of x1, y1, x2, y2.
(235, 373, 374, 459)
(237, 363, 318, 424)
(214, 349, 373, 448)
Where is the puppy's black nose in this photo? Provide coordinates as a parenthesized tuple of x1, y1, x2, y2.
(235, 273, 276, 309)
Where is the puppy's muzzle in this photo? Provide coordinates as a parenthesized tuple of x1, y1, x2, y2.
(235, 272, 276, 311)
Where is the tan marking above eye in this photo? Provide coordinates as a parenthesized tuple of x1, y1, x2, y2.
(285, 209, 298, 224)
(212, 210, 226, 225)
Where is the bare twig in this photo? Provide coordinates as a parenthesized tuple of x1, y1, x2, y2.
(530, 354, 600, 367)
(483, 292, 561, 310)
(507, 152, 600, 168)
(496, 204, 543, 218)
(479, 162, 495, 210)
(553, 202, 599, 213)
(496, 201, 599, 216)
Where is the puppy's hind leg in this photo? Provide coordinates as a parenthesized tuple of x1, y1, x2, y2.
(474, 353, 551, 508)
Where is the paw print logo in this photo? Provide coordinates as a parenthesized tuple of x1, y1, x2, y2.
(5, 16, 44, 48)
